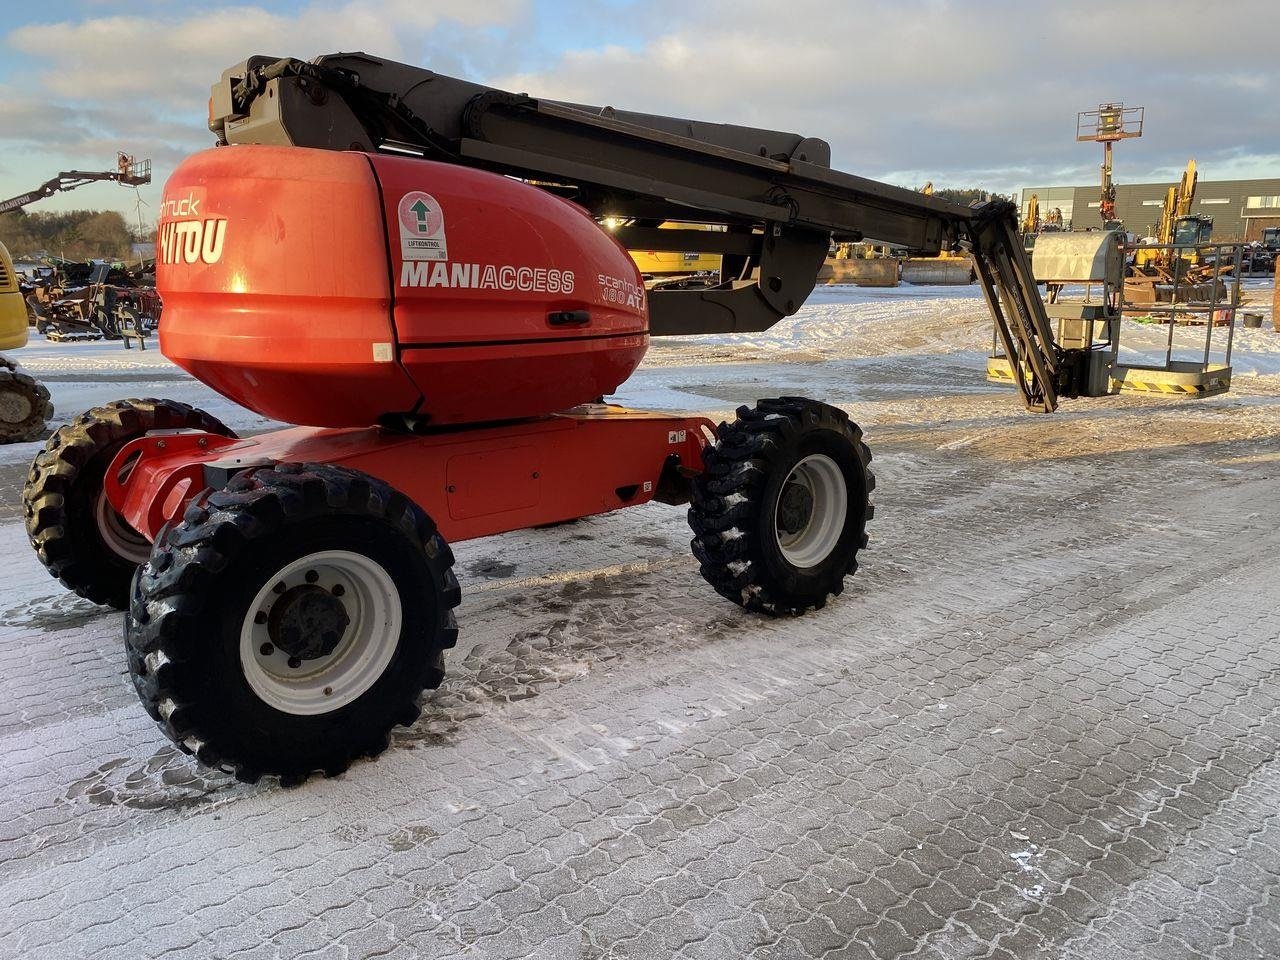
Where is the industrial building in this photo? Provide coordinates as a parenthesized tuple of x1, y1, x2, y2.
(1020, 177, 1280, 240)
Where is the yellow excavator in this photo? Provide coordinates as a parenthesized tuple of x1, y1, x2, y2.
(1127, 159, 1218, 305)
(1022, 194, 1040, 234)
(0, 242, 54, 441)
(1134, 160, 1212, 269)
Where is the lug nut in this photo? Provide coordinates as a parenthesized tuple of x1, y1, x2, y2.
(260, 642, 274, 656)
(305, 570, 318, 583)
(324, 686, 333, 696)
(332, 584, 345, 597)
(254, 611, 267, 625)
(272, 581, 286, 594)
(288, 656, 302, 669)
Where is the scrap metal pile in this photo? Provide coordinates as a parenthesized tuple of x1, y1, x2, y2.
(20, 258, 160, 342)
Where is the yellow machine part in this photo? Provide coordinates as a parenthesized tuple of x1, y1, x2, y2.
(624, 222, 722, 276)
(1022, 194, 1039, 234)
(0, 242, 30, 352)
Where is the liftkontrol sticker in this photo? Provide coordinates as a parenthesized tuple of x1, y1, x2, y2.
(397, 191, 448, 262)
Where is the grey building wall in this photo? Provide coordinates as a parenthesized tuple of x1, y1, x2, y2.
(1021, 178, 1280, 240)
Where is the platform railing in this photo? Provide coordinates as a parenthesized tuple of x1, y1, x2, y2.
(1120, 241, 1243, 375)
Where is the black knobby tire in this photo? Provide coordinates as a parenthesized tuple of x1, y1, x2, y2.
(23, 398, 236, 608)
(0, 358, 53, 444)
(125, 463, 461, 785)
(688, 397, 874, 615)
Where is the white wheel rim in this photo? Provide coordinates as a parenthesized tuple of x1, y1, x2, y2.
(94, 489, 152, 564)
(239, 550, 403, 716)
(774, 453, 848, 568)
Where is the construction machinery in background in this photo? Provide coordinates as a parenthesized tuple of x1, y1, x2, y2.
(1022, 194, 1039, 234)
(1019, 195, 1065, 237)
(0, 152, 160, 388)
(0, 242, 53, 441)
(21, 52, 1234, 783)
(1150, 159, 1209, 246)
(1019, 195, 1067, 254)
(1127, 159, 1218, 305)
(0, 154, 151, 214)
(1077, 102, 1143, 229)
(822, 242, 900, 287)
(899, 181, 982, 284)
(989, 229, 1235, 399)
(24, 260, 161, 342)
(611, 220, 723, 288)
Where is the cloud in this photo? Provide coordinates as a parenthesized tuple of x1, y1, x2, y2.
(0, 0, 526, 212)
(3, 0, 1278, 219)
(491, 0, 1280, 192)
(9, 0, 524, 108)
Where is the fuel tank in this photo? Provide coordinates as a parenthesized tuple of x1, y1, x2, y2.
(157, 145, 649, 427)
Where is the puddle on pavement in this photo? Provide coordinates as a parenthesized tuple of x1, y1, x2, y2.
(65, 746, 238, 811)
(2, 594, 111, 632)
(630, 535, 676, 549)
(388, 824, 440, 851)
(466, 558, 517, 580)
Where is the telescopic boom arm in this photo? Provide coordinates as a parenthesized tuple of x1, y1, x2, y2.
(210, 53, 1064, 412)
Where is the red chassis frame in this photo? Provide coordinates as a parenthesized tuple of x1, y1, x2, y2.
(105, 406, 715, 545)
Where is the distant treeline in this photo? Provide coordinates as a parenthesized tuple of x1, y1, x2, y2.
(0, 209, 150, 261)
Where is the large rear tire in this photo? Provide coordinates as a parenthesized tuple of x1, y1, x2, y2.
(688, 397, 874, 615)
(23, 399, 236, 608)
(126, 463, 461, 785)
(0, 358, 53, 444)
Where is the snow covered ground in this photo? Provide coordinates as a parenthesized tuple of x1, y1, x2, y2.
(3, 283, 1280, 959)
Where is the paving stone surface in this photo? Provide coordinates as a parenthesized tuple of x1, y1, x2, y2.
(3, 343, 1280, 959)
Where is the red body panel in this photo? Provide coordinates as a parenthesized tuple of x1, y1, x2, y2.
(158, 148, 419, 426)
(108, 409, 711, 544)
(157, 146, 648, 428)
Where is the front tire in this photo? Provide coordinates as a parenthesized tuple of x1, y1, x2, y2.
(126, 463, 461, 785)
(688, 397, 874, 615)
(23, 399, 236, 608)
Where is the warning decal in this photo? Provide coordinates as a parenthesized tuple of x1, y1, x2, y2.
(397, 191, 448, 262)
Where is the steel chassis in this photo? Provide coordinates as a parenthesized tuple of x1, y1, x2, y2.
(108, 407, 714, 544)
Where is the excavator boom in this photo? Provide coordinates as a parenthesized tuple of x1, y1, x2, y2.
(210, 53, 1064, 411)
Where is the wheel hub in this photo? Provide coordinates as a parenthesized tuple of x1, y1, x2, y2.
(267, 584, 350, 660)
(0, 389, 32, 425)
(773, 454, 849, 568)
(777, 480, 814, 536)
(240, 550, 403, 716)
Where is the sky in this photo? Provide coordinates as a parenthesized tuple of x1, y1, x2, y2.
(2, 0, 1278, 225)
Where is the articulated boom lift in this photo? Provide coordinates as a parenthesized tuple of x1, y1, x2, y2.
(25, 53, 1113, 783)
(211, 54, 1067, 414)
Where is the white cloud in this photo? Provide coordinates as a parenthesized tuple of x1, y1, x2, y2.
(0, 0, 525, 212)
(491, 0, 1280, 193)
(3, 0, 1278, 218)
(10, 0, 523, 107)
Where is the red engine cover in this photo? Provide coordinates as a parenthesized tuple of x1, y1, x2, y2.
(157, 145, 648, 427)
